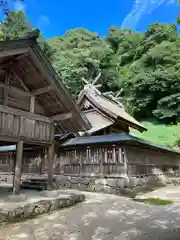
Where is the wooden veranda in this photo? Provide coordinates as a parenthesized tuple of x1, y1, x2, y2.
(0, 30, 90, 194)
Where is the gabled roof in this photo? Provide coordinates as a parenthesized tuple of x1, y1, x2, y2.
(84, 109, 113, 134)
(0, 30, 91, 133)
(78, 86, 146, 132)
(61, 132, 180, 155)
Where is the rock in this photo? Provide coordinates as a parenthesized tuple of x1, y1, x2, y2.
(71, 183, 78, 189)
(70, 177, 80, 184)
(80, 178, 91, 185)
(124, 178, 130, 188)
(0, 214, 7, 223)
(7, 194, 27, 202)
(103, 186, 116, 194)
(120, 188, 136, 198)
(33, 201, 51, 215)
(87, 181, 95, 192)
(128, 178, 137, 188)
(65, 181, 71, 188)
(95, 178, 107, 185)
(117, 179, 124, 189)
(138, 178, 146, 186)
(41, 190, 59, 198)
(24, 204, 34, 218)
(78, 183, 88, 191)
(106, 179, 117, 188)
(95, 183, 104, 192)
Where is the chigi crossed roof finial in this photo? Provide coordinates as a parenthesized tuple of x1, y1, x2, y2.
(81, 71, 102, 95)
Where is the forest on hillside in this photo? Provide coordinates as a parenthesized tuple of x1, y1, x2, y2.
(0, 10, 180, 148)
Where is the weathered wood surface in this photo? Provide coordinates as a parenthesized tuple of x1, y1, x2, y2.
(53, 146, 127, 177)
(0, 144, 180, 177)
(0, 105, 52, 142)
(13, 140, 23, 194)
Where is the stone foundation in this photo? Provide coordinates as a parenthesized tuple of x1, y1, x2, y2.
(55, 175, 159, 196)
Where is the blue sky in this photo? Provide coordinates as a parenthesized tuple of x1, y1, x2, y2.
(5, 0, 180, 38)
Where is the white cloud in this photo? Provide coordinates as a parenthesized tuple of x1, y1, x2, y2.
(121, 0, 177, 29)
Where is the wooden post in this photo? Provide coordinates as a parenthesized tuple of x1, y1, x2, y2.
(100, 148, 104, 177)
(123, 147, 128, 177)
(47, 144, 54, 190)
(47, 123, 55, 190)
(118, 147, 122, 163)
(30, 96, 35, 113)
(13, 140, 23, 195)
(3, 69, 10, 105)
(104, 148, 108, 163)
(112, 145, 116, 163)
(79, 150, 83, 177)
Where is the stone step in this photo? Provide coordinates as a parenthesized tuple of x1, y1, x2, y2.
(22, 180, 47, 185)
(21, 183, 46, 190)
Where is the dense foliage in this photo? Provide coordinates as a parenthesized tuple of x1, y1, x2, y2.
(48, 24, 180, 125)
(1, 10, 180, 127)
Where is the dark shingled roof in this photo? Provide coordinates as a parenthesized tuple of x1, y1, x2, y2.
(61, 132, 180, 154)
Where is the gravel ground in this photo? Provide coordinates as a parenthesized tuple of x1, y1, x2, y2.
(0, 191, 180, 240)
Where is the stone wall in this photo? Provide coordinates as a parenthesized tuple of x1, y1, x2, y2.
(55, 175, 159, 197)
(0, 190, 85, 223)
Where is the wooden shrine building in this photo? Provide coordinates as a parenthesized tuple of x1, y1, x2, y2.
(77, 83, 147, 136)
(0, 30, 90, 194)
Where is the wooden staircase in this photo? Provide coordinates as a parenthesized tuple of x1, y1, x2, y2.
(21, 177, 56, 190)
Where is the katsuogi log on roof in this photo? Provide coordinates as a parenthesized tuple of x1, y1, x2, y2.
(0, 29, 91, 133)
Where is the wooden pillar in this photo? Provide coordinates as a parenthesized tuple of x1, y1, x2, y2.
(30, 96, 35, 113)
(100, 148, 104, 177)
(79, 150, 83, 177)
(118, 148, 122, 163)
(123, 147, 128, 177)
(47, 144, 54, 190)
(112, 145, 116, 163)
(3, 69, 10, 105)
(13, 140, 23, 195)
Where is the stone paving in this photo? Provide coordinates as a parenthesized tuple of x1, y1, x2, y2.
(0, 190, 180, 239)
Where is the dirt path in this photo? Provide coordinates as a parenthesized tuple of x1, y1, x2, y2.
(0, 191, 180, 240)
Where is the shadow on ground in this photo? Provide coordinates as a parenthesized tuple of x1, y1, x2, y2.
(0, 192, 180, 239)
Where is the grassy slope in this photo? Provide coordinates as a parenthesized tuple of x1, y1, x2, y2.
(131, 121, 180, 149)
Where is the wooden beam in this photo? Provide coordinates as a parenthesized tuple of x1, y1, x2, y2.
(0, 47, 29, 59)
(11, 69, 30, 92)
(32, 85, 54, 96)
(0, 82, 32, 97)
(30, 96, 35, 113)
(51, 112, 72, 122)
(0, 104, 52, 123)
(15, 53, 29, 61)
(3, 69, 11, 105)
(13, 140, 23, 195)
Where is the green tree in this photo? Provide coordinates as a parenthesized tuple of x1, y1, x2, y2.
(0, 10, 54, 60)
(49, 28, 120, 98)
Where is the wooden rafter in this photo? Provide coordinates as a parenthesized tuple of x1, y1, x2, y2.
(11, 68, 30, 92)
(51, 112, 73, 122)
(3, 68, 11, 105)
(32, 85, 54, 96)
(0, 82, 33, 97)
(0, 47, 29, 59)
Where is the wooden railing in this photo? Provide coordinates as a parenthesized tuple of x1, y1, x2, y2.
(0, 104, 53, 143)
(53, 146, 127, 177)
